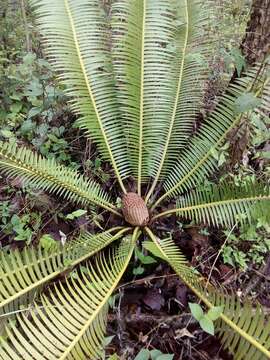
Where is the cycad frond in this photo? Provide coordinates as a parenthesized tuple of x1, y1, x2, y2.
(145, 228, 270, 360)
(0, 141, 119, 215)
(210, 290, 270, 360)
(153, 64, 269, 208)
(0, 232, 138, 359)
(145, 0, 214, 201)
(0, 227, 129, 311)
(111, 0, 177, 193)
(30, 0, 129, 191)
(153, 181, 270, 227)
(0, 290, 38, 341)
(255, 72, 270, 116)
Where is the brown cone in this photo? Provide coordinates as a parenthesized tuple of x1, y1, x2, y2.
(122, 192, 149, 226)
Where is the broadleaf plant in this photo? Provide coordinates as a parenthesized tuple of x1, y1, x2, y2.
(0, 0, 270, 359)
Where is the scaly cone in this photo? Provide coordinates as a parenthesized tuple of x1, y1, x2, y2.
(122, 193, 149, 226)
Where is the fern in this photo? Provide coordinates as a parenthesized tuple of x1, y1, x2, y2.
(112, 0, 213, 196)
(153, 181, 270, 226)
(145, 0, 214, 201)
(0, 234, 138, 359)
(153, 65, 269, 209)
(0, 227, 128, 310)
(30, 0, 129, 191)
(0, 141, 119, 215)
(0, 0, 269, 359)
(145, 228, 270, 359)
(0, 289, 38, 342)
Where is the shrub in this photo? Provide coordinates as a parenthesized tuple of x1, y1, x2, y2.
(0, 0, 269, 358)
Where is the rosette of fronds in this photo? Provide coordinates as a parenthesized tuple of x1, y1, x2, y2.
(0, 0, 269, 359)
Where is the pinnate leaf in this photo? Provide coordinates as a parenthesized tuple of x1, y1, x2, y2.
(234, 92, 261, 114)
(207, 306, 224, 321)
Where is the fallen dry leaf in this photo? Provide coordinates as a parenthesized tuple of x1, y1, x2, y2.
(175, 328, 195, 339)
(143, 289, 165, 311)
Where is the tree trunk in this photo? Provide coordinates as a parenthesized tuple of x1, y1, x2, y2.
(229, 0, 270, 167)
(241, 0, 270, 65)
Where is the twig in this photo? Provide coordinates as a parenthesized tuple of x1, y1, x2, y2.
(205, 223, 237, 289)
(117, 273, 179, 290)
(20, 0, 31, 52)
(242, 255, 270, 297)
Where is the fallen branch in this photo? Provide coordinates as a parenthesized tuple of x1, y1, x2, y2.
(108, 312, 196, 329)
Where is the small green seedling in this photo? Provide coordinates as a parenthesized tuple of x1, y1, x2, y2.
(65, 209, 87, 220)
(133, 246, 157, 275)
(134, 348, 174, 360)
(189, 303, 224, 335)
(39, 234, 58, 252)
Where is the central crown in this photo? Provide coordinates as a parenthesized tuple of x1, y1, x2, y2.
(122, 192, 149, 226)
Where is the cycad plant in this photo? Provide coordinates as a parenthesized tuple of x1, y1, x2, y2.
(0, 0, 270, 359)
